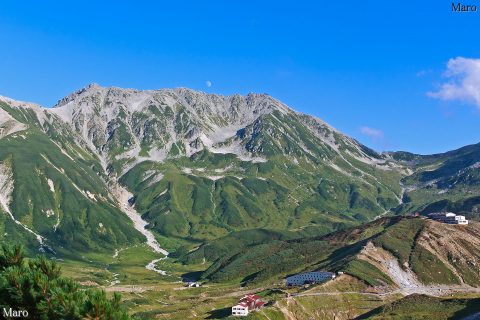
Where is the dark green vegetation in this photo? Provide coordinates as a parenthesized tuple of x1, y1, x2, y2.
(0, 243, 131, 320)
(181, 217, 480, 289)
(356, 294, 480, 319)
(371, 218, 424, 266)
(0, 100, 144, 254)
(0, 127, 143, 253)
(392, 142, 480, 217)
(181, 217, 400, 285)
(343, 260, 393, 287)
(174, 228, 296, 264)
(120, 139, 402, 245)
(371, 218, 460, 285)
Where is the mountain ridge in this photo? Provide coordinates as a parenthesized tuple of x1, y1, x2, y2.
(0, 84, 476, 257)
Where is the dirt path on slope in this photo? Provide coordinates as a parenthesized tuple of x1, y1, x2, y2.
(275, 298, 297, 320)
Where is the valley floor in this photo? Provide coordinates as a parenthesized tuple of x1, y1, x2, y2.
(59, 244, 480, 320)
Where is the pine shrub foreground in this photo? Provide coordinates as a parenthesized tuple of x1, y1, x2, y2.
(0, 243, 132, 320)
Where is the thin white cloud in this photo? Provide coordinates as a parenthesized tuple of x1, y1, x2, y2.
(205, 80, 212, 88)
(416, 70, 427, 77)
(428, 57, 480, 108)
(360, 126, 384, 140)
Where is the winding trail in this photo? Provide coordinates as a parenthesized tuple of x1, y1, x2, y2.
(372, 185, 406, 221)
(296, 285, 480, 298)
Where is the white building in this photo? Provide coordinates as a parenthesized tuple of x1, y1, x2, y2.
(186, 282, 200, 287)
(455, 215, 468, 225)
(428, 212, 469, 225)
(231, 303, 249, 316)
(285, 271, 335, 286)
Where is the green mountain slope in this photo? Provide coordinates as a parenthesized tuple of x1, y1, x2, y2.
(391, 143, 480, 216)
(181, 217, 398, 284)
(108, 93, 405, 242)
(0, 85, 407, 252)
(0, 100, 143, 253)
(356, 294, 480, 320)
(187, 216, 480, 288)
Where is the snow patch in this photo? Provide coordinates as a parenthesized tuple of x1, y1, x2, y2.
(206, 175, 224, 181)
(112, 184, 169, 275)
(329, 162, 352, 177)
(47, 179, 55, 193)
(53, 216, 61, 231)
(45, 209, 55, 218)
(182, 167, 192, 174)
(41, 154, 98, 202)
(86, 191, 97, 201)
(213, 166, 232, 173)
(208, 139, 267, 163)
(145, 171, 164, 187)
(52, 141, 75, 161)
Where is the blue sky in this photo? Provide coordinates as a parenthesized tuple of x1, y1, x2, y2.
(1, 1, 479, 154)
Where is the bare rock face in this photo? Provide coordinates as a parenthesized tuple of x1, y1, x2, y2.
(45, 84, 392, 176)
(0, 159, 14, 214)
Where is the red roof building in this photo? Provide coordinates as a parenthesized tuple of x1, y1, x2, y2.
(232, 294, 265, 316)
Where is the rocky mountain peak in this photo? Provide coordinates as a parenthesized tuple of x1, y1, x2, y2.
(52, 84, 291, 116)
(1, 84, 393, 178)
(52, 83, 105, 108)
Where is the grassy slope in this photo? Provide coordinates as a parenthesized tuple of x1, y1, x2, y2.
(188, 217, 399, 285)
(174, 228, 296, 264)
(356, 294, 480, 320)
(0, 105, 143, 252)
(58, 249, 480, 320)
(372, 218, 460, 285)
(116, 109, 404, 247)
(185, 217, 479, 288)
(393, 143, 480, 216)
(120, 149, 402, 248)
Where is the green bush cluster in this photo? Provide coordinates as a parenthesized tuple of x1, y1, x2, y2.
(358, 294, 480, 319)
(0, 243, 132, 320)
(344, 260, 393, 286)
(372, 218, 424, 265)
